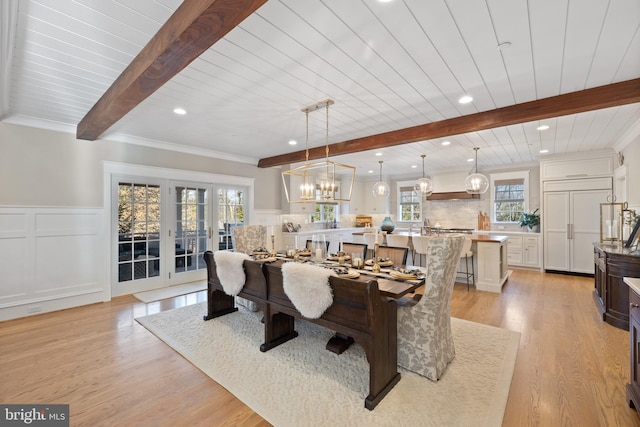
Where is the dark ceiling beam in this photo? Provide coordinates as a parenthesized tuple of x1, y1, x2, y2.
(258, 78, 640, 168)
(77, 0, 267, 140)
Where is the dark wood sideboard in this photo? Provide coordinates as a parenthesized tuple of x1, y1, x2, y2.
(593, 243, 640, 330)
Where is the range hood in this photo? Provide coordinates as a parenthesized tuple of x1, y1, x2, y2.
(426, 191, 480, 200)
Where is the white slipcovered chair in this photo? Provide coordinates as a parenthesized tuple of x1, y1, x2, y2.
(397, 234, 465, 381)
(230, 225, 267, 311)
(457, 236, 475, 291)
(363, 232, 384, 258)
(386, 234, 411, 263)
(411, 235, 431, 267)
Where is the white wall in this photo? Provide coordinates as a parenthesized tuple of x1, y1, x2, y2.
(0, 122, 283, 209)
(0, 122, 284, 320)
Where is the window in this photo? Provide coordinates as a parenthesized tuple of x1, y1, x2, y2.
(490, 171, 529, 223)
(398, 184, 421, 222)
(312, 203, 337, 223)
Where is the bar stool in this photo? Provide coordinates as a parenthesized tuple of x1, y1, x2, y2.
(457, 236, 475, 290)
(386, 234, 410, 264)
(411, 235, 430, 267)
(363, 232, 384, 259)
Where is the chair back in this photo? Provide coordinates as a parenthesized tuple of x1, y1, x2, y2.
(341, 242, 367, 259)
(376, 245, 409, 265)
(363, 232, 384, 247)
(231, 225, 267, 254)
(420, 235, 465, 310)
(460, 236, 473, 258)
(306, 239, 330, 251)
(386, 234, 409, 248)
(412, 235, 430, 255)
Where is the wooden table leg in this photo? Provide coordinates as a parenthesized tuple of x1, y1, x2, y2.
(326, 333, 355, 354)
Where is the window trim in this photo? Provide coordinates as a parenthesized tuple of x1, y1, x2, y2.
(396, 180, 422, 223)
(490, 171, 529, 223)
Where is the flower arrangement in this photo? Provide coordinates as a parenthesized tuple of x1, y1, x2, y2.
(519, 208, 540, 231)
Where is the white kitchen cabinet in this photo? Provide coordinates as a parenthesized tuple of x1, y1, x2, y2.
(543, 178, 612, 274)
(489, 232, 540, 269)
(348, 180, 388, 214)
(523, 236, 539, 267)
(541, 152, 614, 180)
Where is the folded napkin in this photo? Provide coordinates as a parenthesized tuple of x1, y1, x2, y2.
(282, 262, 336, 319)
(214, 250, 251, 296)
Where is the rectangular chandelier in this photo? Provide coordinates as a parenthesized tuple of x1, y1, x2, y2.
(282, 99, 356, 204)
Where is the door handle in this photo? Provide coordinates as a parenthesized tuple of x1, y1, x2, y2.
(208, 226, 213, 239)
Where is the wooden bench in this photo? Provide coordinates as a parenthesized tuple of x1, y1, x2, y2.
(202, 251, 267, 320)
(202, 252, 402, 410)
(260, 262, 400, 410)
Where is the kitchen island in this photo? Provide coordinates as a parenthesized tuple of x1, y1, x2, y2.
(472, 234, 510, 293)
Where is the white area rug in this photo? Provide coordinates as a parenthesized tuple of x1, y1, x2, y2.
(133, 281, 206, 303)
(136, 302, 520, 427)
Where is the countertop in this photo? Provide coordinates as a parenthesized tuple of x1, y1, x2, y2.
(624, 277, 640, 296)
(471, 234, 508, 243)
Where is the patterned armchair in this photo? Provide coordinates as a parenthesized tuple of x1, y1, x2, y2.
(230, 225, 267, 311)
(397, 235, 465, 381)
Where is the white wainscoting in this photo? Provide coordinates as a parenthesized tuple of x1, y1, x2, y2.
(0, 207, 107, 321)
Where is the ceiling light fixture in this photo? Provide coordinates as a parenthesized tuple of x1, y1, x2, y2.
(414, 154, 434, 197)
(540, 149, 549, 154)
(464, 147, 489, 194)
(173, 108, 186, 115)
(372, 160, 390, 198)
(441, 140, 451, 146)
(288, 140, 297, 145)
(537, 125, 549, 131)
(458, 95, 473, 104)
(281, 99, 355, 203)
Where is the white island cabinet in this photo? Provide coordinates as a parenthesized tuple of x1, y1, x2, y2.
(473, 235, 510, 293)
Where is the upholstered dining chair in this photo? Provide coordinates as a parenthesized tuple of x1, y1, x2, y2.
(341, 242, 367, 260)
(232, 225, 267, 254)
(396, 234, 465, 381)
(230, 225, 267, 311)
(376, 245, 409, 265)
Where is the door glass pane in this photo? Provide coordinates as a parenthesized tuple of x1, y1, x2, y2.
(175, 186, 209, 273)
(118, 183, 161, 282)
(218, 188, 245, 251)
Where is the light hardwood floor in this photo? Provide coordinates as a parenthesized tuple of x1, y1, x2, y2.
(1, 270, 639, 426)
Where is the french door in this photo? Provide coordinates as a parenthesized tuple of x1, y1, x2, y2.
(169, 182, 213, 285)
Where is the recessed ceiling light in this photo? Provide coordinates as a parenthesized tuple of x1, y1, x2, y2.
(441, 141, 451, 146)
(458, 95, 473, 104)
(467, 158, 474, 162)
(540, 149, 549, 154)
(173, 108, 186, 115)
(411, 165, 417, 168)
(537, 125, 549, 131)
(375, 152, 383, 156)
(288, 140, 297, 145)
(368, 170, 374, 174)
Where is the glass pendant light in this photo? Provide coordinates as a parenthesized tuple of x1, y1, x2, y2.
(414, 154, 434, 196)
(372, 160, 390, 198)
(464, 147, 489, 194)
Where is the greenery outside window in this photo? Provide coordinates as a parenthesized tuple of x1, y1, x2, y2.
(398, 184, 422, 222)
(312, 203, 337, 223)
(490, 171, 529, 223)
